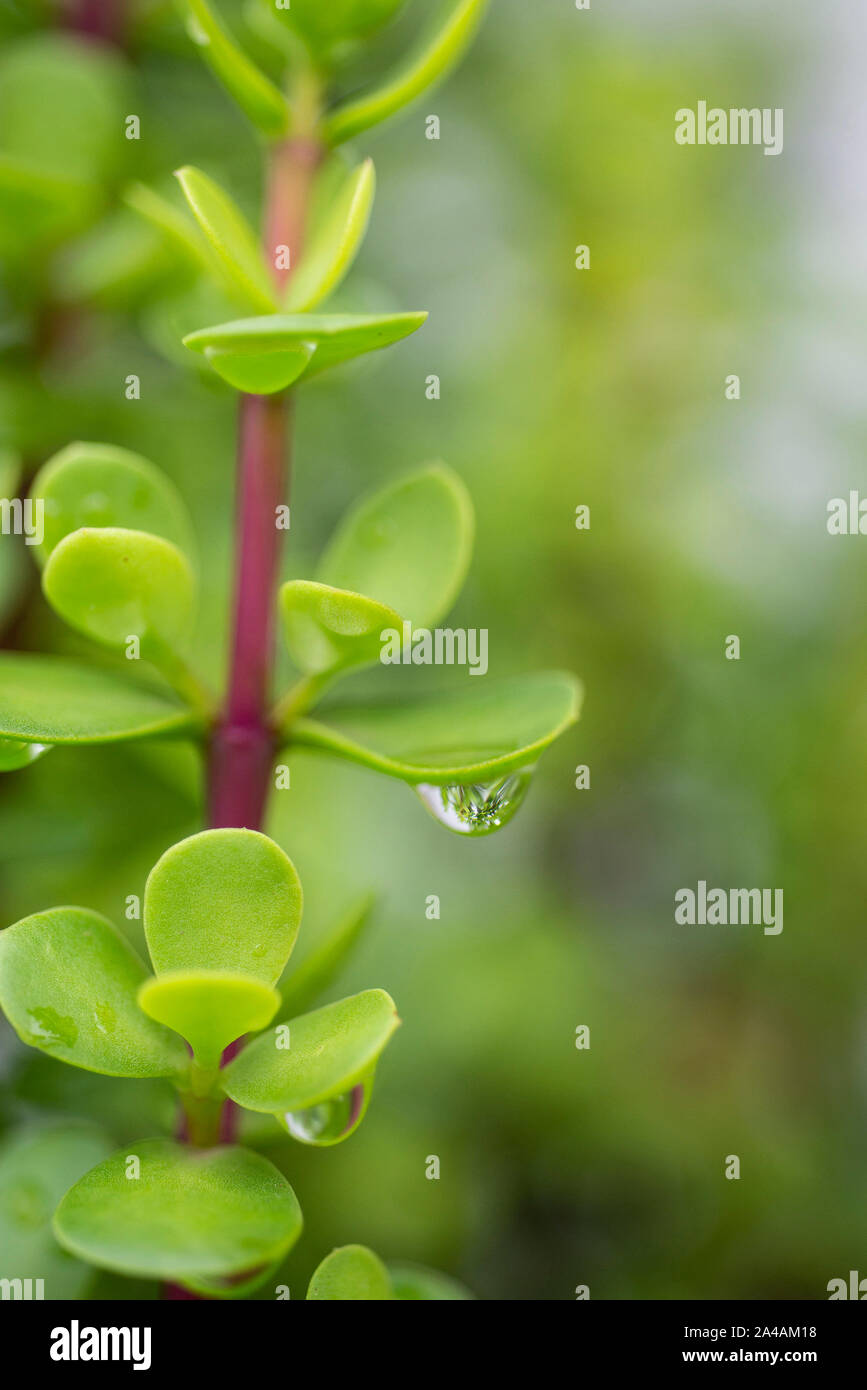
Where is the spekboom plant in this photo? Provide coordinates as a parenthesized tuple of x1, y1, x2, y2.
(0, 0, 581, 1299)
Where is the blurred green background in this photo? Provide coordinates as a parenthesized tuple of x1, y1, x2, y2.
(1, 0, 865, 1300)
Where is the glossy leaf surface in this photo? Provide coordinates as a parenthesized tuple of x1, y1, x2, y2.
(307, 1244, 392, 1300)
(291, 671, 582, 783)
(144, 829, 302, 985)
(183, 311, 427, 392)
(54, 1140, 303, 1281)
(138, 971, 280, 1071)
(285, 159, 375, 312)
(0, 908, 189, 1079)
(0, 654, 197, 746)
(30, 442, 193, 567)
(317, 464, 473, 628)
(280, 580, 402, 677)
(179, 0, 289, 137)
(223, 989, 399, 1114)
(175, 165, 276, 312)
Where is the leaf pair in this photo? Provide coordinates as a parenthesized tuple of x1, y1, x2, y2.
(180, 0, 489, 152)
(276, 464, 582, 829)
(0, 829, 399, 1147)
(0, 444, 208, 752)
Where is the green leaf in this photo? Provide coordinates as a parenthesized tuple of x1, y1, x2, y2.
(317, 463, 473, 629)
(138, 971, 280, 1071)
(307, 1245, 392, 1301)
(326, 0, 489, 146)
(0, 908, 190, 1079)
(280, 579, 402, 678)
(0, 737, 50, 772)
(124, 181, 214, 277)
(42, 528, 196, 665)
(178, 0, 289, 138)
(278, 893, 374, 1020)
(291, 671, 583, 782)
(54, 1140, 303, 1283)
(0, 157, 94, 253)
(175, 165, 276, 313)
(30, 442, 194, 568)
(183, 310, 427, 393)
(222, 989, 400, 1145)
(144, 829, 303, 985)
(0, 1125, 114, 1301)
(284, 159, 375, 312)
(388, 1262, 474, 1299)
(0, 654, 198, 745)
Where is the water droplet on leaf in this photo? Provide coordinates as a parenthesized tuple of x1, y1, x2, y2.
(27, 1007, 78, 1048)
(282, 1083, 366, 1146)
(414, 768, 534, 836)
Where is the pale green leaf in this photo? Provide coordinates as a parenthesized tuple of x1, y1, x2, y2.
(291, 671, 583, 782)
(317, 463, 473, 629)
(144, 828, 302, 985)
(307, 1244, 392, 1301)
(0, 908, 190, 1079)
(138, 971, 280, 1071)
(280, 580, 402, 678)
(222, 989, 399, 1121)
(175, 165, 276, 312)
(326, 0, 490, 146)
(284, 159, 375, 312)
(54, 1140, 303, 1282)
(42, 527, 196, 663)
(0, 654, 198, 745)
(389, 1262, 474, 1299)
(183, 310, 427, 393)
(30, 442, 194, 567)
(178, 0, 289, 138)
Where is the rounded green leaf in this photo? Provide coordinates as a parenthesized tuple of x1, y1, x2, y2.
(0, 1125, 114, 1301)
(326, 0, 489, 146)
(307, 1245, 392, 1301)
(175, 165, 276, 313)
(203, 339, 315, 394)
(0, 737, 50, 771)
(0, 908, 189, 1079)
(144, 829, 302, 984)
(54, 1140, 303, 1282)
(183, 311, 427, 393)
(285, 159, 376, 313)
(388, 1262, 474, 1300)
(318, 463, 473, 629)
(42, 527, 195, 659)
(138, 971, 280, 1071)
(280, 579, 403, 678)
(180, 0, 289, 138)
(291, 671, 582, 783)
(30, 442, 194, 567)
(222, 989, 399, 1116)
(0, 654, 198, 746)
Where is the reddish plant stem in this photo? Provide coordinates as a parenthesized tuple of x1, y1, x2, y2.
(64, 0, 126, 44)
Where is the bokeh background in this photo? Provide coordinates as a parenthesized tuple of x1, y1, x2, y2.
(1, 0, 865, 1300)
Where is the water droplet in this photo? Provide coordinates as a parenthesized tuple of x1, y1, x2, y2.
(27, 1007, 77, 1049)
(93, 1002, 116, 1035)
(414, 768, 534, 836)
(282, 1083, 366, 1146)
(0, 738, 50, 772)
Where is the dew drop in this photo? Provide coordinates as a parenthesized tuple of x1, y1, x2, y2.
(27, 1007, 78, 1049)
(414, 768, 534, 837)
(282, 1083, 366, 1146)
